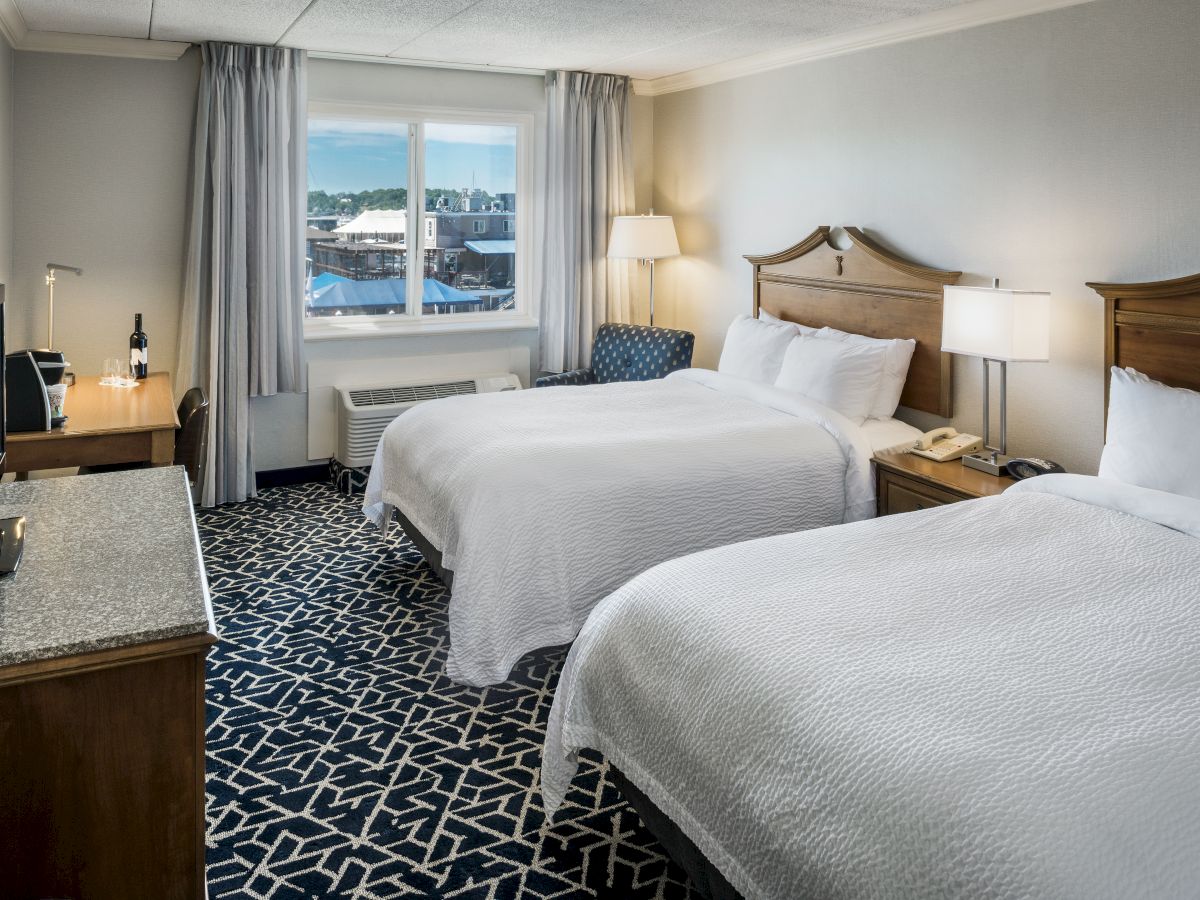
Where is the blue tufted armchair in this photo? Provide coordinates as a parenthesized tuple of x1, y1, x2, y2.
(535, 323, 695, 387)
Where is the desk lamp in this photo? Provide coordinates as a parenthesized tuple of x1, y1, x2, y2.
(941, 281, 1050, 475)
(46, 262, 83, 350)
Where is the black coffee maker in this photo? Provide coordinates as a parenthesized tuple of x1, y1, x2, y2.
(6, 349, 68, 432)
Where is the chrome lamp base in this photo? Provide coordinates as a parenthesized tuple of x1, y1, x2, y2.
(963, 450, 1010, 477)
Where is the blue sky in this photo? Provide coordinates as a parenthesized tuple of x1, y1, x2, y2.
(308, 121, 517, 195)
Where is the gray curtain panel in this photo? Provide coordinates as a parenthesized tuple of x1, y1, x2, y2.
(540, 71, 635, 373)
(176, 43, 308, 506)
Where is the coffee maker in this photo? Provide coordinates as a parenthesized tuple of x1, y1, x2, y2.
(6, 348, 68, 432)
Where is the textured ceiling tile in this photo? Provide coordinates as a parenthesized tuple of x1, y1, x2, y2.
(16, 0, 151, 39)
(150, 0, 314, 44)
(283, 0, 480, 56)
(391, 0, 732, 69)
(18, 0, 986, 79)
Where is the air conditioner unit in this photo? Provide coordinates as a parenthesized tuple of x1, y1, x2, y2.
(335, 373, 521, 468)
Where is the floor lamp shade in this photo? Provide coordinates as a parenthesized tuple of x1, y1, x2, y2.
(606, 214, 680, 327)
(606, 215, 680, 261)
(941, 285, 1050, 362)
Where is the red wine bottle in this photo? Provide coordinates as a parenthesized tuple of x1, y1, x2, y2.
(129, 313, 148, 380)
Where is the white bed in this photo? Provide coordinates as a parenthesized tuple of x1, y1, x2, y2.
(365, 368, 915, 686)
(363, 227, 959, 686)
(542, 473, 1200, 899)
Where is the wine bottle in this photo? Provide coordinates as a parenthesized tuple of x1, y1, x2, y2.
(129, 313, 148, 380)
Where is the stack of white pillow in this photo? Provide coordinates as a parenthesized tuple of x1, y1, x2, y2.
(716, 312, 916, 423)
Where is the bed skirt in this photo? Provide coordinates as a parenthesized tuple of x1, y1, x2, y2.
(609, 766, 743, 900)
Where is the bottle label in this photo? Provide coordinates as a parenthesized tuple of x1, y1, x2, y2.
(131, 348, 147, 368)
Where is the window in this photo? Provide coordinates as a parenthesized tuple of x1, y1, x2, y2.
(305, 108, 527, 326)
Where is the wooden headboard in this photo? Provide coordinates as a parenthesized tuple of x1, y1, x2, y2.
(1087, 273, 1200, 415)
(745, 226, 961, 417)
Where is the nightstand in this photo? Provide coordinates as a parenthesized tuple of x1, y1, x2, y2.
(874, 451, 1015, 516)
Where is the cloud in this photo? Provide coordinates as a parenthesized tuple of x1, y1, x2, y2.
(309, 120, 516, 148)
(425, 123, 517, 146)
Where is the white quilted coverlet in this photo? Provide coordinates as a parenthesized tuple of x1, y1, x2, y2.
(542, 474, 1200, 899)
(364, 369, 874, 686)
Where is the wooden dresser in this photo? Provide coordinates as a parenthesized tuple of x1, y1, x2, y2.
(0, 468, 216, 899)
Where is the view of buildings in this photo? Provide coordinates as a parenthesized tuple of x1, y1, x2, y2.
(306, 121, 519, 318)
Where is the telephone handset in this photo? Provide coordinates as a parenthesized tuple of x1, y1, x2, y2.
(909, 427, 985, 463)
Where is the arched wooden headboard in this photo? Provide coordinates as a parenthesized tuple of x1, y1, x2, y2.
(745, 226, 961, 417)
(1087, 273, 1200, 418)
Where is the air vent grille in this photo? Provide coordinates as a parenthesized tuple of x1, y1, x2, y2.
(347, 380, 477, 407)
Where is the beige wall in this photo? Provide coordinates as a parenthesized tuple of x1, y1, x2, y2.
(650, 0, 1200, 474)
(10, 49, 199, 376)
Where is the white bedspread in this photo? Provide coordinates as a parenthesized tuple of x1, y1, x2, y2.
(364, 368, 874, 686)
(542, 474, 1200, 899)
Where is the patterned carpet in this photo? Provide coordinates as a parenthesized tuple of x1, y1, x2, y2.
(197, 482, 697, 899)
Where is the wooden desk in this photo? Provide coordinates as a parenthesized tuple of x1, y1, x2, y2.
(6, 372, 178, 472)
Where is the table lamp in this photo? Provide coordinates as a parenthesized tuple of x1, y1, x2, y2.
(607, 211, 679, 326)
(941, 282, 1050, 476)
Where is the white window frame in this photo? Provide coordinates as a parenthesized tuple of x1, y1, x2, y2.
(305, 101, 537, 340)
(502, 219, 515, 234)
(472, 219, 487, 234)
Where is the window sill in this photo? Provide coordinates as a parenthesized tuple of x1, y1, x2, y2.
(303, 314, 539, 342)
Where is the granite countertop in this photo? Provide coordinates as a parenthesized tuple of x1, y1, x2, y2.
(0, 467, 215, 667)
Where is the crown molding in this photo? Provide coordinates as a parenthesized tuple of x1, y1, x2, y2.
(0, 0, 188, 60)
(632, 0, 1100, 96)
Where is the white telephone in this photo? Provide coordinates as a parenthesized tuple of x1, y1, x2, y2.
(909, 427, 984, 463)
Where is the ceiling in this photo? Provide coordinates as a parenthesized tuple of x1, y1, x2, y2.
(10, 0, 987, 81)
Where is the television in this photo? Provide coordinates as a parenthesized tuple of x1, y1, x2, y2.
(0, 282, 6, 474)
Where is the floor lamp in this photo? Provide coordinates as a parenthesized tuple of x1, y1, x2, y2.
(941, 282, 1050, 476)
(607, 211, 679, 326)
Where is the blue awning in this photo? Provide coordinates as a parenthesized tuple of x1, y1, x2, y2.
(463, 240, 516, 255)
(309, 277, 479, 309)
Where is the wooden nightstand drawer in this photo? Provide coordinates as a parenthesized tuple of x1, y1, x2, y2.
(874, 451, 1014, 517)
(880, 472, 962, 514)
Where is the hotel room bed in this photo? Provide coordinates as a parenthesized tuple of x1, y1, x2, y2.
(365, 368, 894, 686)
(542, 473, 1200, 899)
(364, 226, 960, 686)
(541, 271, 1200, 899)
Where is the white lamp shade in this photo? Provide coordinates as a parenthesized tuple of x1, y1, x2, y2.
(941, 285, 1051, 362)
(607, 214, 680, 260)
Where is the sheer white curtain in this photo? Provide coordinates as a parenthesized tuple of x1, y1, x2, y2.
(540, 71, 635, 372)
(176, 43, 308, 506)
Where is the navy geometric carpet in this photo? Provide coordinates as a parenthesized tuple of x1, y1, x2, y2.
(196, 482, 697, 899)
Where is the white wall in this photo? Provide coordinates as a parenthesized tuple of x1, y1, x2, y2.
(10, 49, 199, 376)
(0, 35, 13, 293)
(650, 0, 1200, 474)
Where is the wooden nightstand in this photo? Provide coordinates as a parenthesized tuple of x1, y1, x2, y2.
(874, 451, 1015, 516)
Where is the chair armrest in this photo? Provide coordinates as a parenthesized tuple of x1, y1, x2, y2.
(534, 368, 596, 388)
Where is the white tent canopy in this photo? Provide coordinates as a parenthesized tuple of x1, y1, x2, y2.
(334, 209, 407, 235)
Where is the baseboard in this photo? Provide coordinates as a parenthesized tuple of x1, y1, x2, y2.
(255, 464, 328, 490)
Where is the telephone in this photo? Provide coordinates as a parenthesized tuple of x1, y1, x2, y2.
(1006, 457, 1066, 480)
(909, 427, 985, 463)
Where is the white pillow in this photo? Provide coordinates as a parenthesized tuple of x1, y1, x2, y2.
(816, 326, 916, 420)
(718, 315, 799, 384)
(774, 335, 888, 424)
(1099, 367, 1200, 500)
